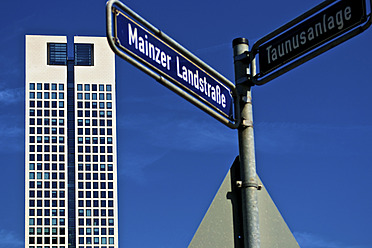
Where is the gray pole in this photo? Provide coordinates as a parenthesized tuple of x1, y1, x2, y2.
(233, 38, 260, 248)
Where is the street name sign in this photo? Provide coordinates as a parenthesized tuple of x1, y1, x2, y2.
(106, 0, 239, 128)
(259, 0, 366, 75)
(251, 0, 371, 85)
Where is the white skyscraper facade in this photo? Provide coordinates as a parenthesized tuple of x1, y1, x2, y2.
(25, 35, 118, 248)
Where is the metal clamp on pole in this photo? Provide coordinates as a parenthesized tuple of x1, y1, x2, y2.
(233, 38, 260, 248)
(233, 38, 252, 86)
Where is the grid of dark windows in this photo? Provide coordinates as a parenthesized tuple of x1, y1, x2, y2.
(74, 44, 94, 66)
(76, 82, 115, 247)
(28, 81, 67, 247)
(27, 36, 117, 248)
(48, 43, 67, 66)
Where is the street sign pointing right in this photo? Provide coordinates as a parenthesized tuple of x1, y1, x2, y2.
(259, 0, 366, 76)
(251, 0, 372, 85)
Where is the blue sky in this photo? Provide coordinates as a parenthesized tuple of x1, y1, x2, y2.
(1, 0, 372, 247)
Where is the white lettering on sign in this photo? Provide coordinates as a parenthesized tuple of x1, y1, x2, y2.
(176, 56, 226, 109)
(265, 6, 353, 65)
(127, 22, 228, 111)
(128, 23, 172, 70)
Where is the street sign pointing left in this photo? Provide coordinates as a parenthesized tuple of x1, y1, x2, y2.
(106, 0, 239, 129)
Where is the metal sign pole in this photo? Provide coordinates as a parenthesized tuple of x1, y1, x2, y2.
(233, 38, 260, 248)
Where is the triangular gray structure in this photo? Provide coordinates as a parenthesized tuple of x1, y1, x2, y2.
(189, 157, 299, 248)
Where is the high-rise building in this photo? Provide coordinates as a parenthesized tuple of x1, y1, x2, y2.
(25, 35, 118, 248)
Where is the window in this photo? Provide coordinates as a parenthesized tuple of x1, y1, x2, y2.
(75, 43, 94, 66)
(109, 237, 114, 244)
(94, 237, 99, 244)
(102, 237, 107, 244)
(48, 43, 67, 65)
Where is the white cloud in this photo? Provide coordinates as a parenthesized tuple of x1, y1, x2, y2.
(117, 110, 237, 184)
(294, 232, 368, 248)
(255, 121, 372, 155)
(0, 125, 22, 138)
(0, 123, 23, 152)
(119, 112, 236, 153)
(0, 87, 23, 104)
(118, 149, 168, 184)
(0, 229, 24, 247)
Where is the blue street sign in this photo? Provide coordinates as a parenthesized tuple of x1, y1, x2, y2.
(258, 0, 366, 76)
(110, 7, 234, 119)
